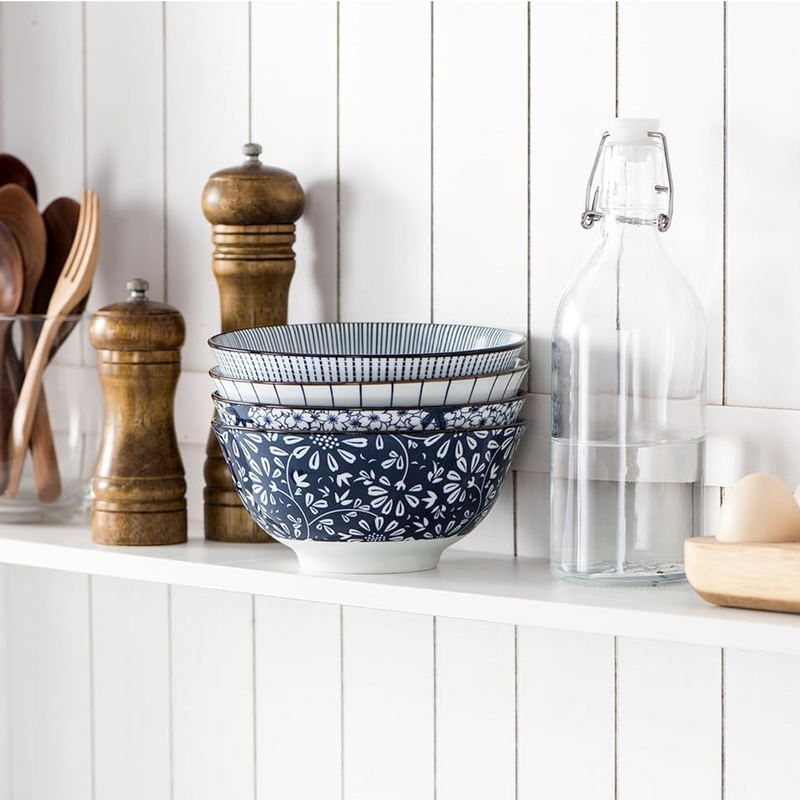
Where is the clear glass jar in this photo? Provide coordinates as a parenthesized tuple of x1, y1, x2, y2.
(0, 314, 101, 522)
(550, 119, 706, 586)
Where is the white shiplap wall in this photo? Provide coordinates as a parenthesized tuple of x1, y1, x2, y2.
(1, 2, 798, 798)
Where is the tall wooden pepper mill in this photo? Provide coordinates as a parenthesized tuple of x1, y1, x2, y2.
(91, 279, 187, 545)
(203, 143, 304, 542)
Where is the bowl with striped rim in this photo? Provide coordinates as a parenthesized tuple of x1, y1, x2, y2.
(208, 321, 526, 383)
(209, 359, 529, 408)
(212, 419, 527, 573)
(212, 391, 527, 432)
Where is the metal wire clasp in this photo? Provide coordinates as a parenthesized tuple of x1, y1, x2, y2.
(581, 132, 608, 230)
(580, 130, 674, 232)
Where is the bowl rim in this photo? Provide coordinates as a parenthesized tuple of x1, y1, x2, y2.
(210, 389, 529, 413)
(211, 418, 528, 436)
(208, 358, 529, 388)
(208, 321, 527, 360)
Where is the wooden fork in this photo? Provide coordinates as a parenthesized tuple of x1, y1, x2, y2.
(6, 188, 100, 498)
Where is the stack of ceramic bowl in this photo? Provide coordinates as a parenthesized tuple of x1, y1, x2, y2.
(209, 322, 528, 574)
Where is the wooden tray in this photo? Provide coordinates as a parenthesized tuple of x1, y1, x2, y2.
(685, 537, 800, 613)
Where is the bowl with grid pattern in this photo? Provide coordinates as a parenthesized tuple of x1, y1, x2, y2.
(209, 359, 528, 408)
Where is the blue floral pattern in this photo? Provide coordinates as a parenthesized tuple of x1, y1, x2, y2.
(213, 423, 526, 543)
(212, 395, 526, 433)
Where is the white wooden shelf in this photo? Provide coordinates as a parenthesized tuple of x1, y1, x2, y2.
(1, 520, 799, 654)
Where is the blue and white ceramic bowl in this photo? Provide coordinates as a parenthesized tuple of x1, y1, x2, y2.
(212, 392, 527, 433)
(212, 420, 527, 574)
(210, 359, 529, 408)
(209, 322, 526, 383)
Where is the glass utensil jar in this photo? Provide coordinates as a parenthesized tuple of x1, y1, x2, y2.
(0, 313, 101, 522)
(550, 118, 706, 586)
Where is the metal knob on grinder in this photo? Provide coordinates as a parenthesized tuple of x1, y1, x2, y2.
(90, 279, 187, 545)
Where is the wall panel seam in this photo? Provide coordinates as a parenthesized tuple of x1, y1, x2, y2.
(512, 470, 519, 557)
(339, 603, 344, 800)
(721, 648, 726, 800)
(614, 635, 619, 800)
(615, 1, 619, 117)
(432, 615, 438, 800)
(247, 2, 252, 144)
(722, 1, 728, 406)
(526, 1, 532, 396)
(430, 1, 435, 326)
(1, 567, 11, 797)
(513, 624, 519, 800)
(335, 4, 341, 324)
(251, 594, 257, 800)
(88, 574, 97, 800)
(162, 1, 168, 303)
(0, 3, 4, 150)
(81, 2, 88, 187)
(168, 584, 174, 800)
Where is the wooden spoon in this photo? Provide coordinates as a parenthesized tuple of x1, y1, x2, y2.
(0, 154, 37, 204)
(0, 222, 24, 493)
(36, 198, 80, 311)
(0, 185, 46, 291)
(38, 198, 83, 356)
(0, 183, 61, 501)
(7, 189, 100, 499)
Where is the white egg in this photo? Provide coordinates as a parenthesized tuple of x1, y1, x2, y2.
(716, 473, 800, 543)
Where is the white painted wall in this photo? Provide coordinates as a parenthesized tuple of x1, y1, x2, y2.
(0, 2, 797, 798)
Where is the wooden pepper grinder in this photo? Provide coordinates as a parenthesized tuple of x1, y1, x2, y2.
(202, 143, 304, 542)
(91, 279, 187, 545)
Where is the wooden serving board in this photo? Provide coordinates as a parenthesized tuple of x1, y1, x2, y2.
(685, 537, 800, 614)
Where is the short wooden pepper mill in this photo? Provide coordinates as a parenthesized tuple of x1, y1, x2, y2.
(91, 279, 187, 545)
(202, 143, 304, 542)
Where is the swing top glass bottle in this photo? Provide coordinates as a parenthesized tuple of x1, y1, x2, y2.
(550, 119, 706, 586)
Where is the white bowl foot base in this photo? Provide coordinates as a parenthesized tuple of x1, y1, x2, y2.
(279, 537, 459, 574)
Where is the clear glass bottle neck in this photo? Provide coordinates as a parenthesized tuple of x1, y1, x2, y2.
(596, 142, 669, 225)
(596, 215, 666, 277)
(600, 214, 660, 239)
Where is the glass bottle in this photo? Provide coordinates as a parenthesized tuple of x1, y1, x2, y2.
(550, 118, 706, 586)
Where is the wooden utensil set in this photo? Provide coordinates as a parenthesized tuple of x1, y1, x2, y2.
(0, 154, 100, 502)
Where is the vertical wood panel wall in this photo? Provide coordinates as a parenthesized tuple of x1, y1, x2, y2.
(435, 618, 516, 800)
(522, 0, 616, 557)
(254, 597, 342, 800)
(342, 607, 434, 800)
(0, 566, 10, 800)
(617, 638, 722, 800)
(517, 627, 615, 799)
(91, 577, 171, 800)
(433, 2, 528, 556)
(85, 1, 165, 311)
(339, 2, 432, 324)
(171, 586, 254, 800)
(0, 0, 756, 541)
(8, 566, 790, 800)
(5, 568, 93, 800)
(727, 2, 800, 408)
(0, 2, 794, 799)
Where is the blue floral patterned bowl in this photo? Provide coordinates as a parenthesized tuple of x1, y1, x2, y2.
(212, 420, 527, 574)
(211, 392, 527, 433)
(209, 321, 526, 382)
